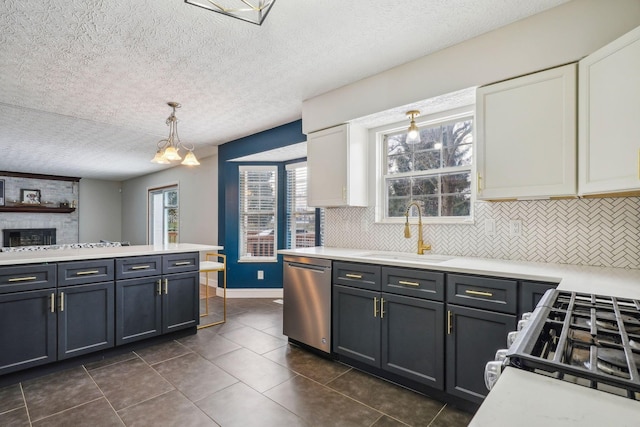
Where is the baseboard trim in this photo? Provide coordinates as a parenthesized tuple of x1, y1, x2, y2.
(222, 288, 283, 298)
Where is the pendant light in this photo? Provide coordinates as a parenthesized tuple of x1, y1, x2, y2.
(406, 110, 421, 144)
(151, 102, 200, 166)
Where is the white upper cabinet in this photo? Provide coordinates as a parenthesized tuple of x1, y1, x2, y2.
(578, 26, 640, 196)
(307, 123, 368, 207)
(476, 63, 577, 200)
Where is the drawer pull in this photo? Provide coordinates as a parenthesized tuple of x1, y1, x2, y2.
(373, 297, 378, 317)
(380, 298, 385, 318)
(157, 279, 162, 295)
(131, 265, 151, 270)
(345, 273, 362, 279)
(59, 292, 65, 312)
(398, 280, 420, 287)
(465, 289, 494, 297)
(76, 270, 100, 276)
(447, 310, 452, 335)
(8, 276, 37, 282)
(164, 278, 169, 295)
(174, 261, 192, 266)
(50, 293, 55, 313)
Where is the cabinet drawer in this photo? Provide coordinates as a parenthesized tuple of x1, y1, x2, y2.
(0, 264, 57, 293)
(58, 259, 115, 286)
(447, 274, 517, 314)
(163, 253, 199, 274)
(116, 256, 162, 280)
(333, 262, 381, 291)
(519, 281, 557, 315)
(382, 267, 444, 301)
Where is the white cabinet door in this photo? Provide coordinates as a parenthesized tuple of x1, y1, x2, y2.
(307, 124, 368, 207)
(476, 63, 577, 200)
(578, 26, 640, 196)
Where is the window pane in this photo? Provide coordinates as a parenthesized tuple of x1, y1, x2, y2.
(442, 194, 471, 216)
(441, 171, 471, 195)
(443, 144, 472, 167)
(239, 167, 277, 259)
(413, 149, 441, 171)
(411, 196, 439, 217)
(387, 177, 411, 217)
(412, 176, 439, 196)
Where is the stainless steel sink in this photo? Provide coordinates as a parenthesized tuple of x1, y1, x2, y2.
(358, 252, 454, 263)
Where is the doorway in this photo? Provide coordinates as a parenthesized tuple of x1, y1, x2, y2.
(148, 185, 179, 245)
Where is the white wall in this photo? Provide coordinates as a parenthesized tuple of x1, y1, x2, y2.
(302, 0, 640, 133)
(120, 154, 218, 246)
(79, 179, 122, 243)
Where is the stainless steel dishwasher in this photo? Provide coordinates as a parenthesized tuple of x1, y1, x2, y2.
(283, 256, 332, 354)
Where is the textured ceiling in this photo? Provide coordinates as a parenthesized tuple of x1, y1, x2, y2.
(0, 0, 568, 181)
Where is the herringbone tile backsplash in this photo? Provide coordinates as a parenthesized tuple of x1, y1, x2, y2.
(325, 198, 640, 269)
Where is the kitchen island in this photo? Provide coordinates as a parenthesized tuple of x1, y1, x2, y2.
(0, 243, 222, 379)
(278, 247, 640, 426)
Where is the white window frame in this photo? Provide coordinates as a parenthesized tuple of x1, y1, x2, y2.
(373, 106, 476, 224)
(285, 161, 319, 249)
(238, 165, 278, 263)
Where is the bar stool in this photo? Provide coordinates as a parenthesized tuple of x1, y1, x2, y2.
(198, 253, 226, 329)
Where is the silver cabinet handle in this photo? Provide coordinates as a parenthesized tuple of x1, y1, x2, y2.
(157, 279, 162, 295)
(51, 293, 55, 313)
(380, 298, 385, 318)
(131, 265, 150, 270)
(164, 278, 168, 295)
(373, 297, 378, 317)
(175, 261, 191, 266)
(59, 292, 65, 312)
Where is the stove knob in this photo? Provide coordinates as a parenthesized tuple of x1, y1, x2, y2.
(507, 331, 519, 347)
(517, 319, 528, 331)
(521, 312, 533, 321)
(494, 348, 509, 362)
(484, 360, 503, 391)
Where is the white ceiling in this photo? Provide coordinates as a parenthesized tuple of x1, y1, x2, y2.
(0, 0, 568, 181)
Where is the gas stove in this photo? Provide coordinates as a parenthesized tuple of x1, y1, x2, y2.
(503, 290, 640, 400)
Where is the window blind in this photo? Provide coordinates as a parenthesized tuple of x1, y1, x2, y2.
(239, 166, 277, 260)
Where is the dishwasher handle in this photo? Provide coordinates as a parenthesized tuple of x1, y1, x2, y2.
(285, 262, 330, 274)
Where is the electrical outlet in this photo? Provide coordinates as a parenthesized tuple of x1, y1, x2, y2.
(509, 220, 522, 237)
(485, 219, 496, 236)
(257, 270, 264, 280)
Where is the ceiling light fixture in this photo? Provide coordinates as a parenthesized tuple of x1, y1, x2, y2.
(184, 0, 276, 26)
(406, 110, 421, 144)
(151, 102, 200, 166)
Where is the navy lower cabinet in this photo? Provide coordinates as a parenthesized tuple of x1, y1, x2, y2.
(115, 276, 162, 345)
(0, 288, 57, 375)
(57, 282, 115, 360)
(115, 254, 199, 345)
(381, 293, 444, 389)
(445, 274, 517, 404)
(332, 262, 445, 390)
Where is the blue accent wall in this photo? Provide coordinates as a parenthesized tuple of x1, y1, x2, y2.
(218, 120, 306, 289)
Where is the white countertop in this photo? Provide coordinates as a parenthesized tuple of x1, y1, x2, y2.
(279, 247, 640, 299)
(0, 243, 223, 266)
(279, 247, 640, 425)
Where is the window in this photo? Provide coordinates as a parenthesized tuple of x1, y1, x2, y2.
(286, 162, 322, 249)
(148, 185, 179, 245)
(239, 166, 277, 262)
(381, 112, 473, 221)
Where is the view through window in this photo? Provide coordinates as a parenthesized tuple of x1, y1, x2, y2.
(239, 166, 277, 261)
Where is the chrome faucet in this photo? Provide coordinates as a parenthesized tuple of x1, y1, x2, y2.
(403, 202, 432, 255)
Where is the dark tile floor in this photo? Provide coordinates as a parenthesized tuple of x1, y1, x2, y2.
(0, 297, 474, 426)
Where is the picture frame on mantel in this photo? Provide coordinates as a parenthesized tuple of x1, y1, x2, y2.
(21, 189, 41, 204)
(0, 180, 4, 206)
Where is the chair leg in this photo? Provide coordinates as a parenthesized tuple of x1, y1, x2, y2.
(200, 271, 209, 317)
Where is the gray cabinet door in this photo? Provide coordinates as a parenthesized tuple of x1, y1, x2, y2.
(446, 304, 516, 404)
(381, 293, 444, 389)
(0, 288, 56, 375)
(519, 281, 556, 316)
(115, 276, 162, 345)
(162, 272, 199, 333)
(58, 282, 115, 360)
(333, 284, 381, 367)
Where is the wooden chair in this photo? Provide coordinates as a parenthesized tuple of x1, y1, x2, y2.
(198, 253, 226, 329)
